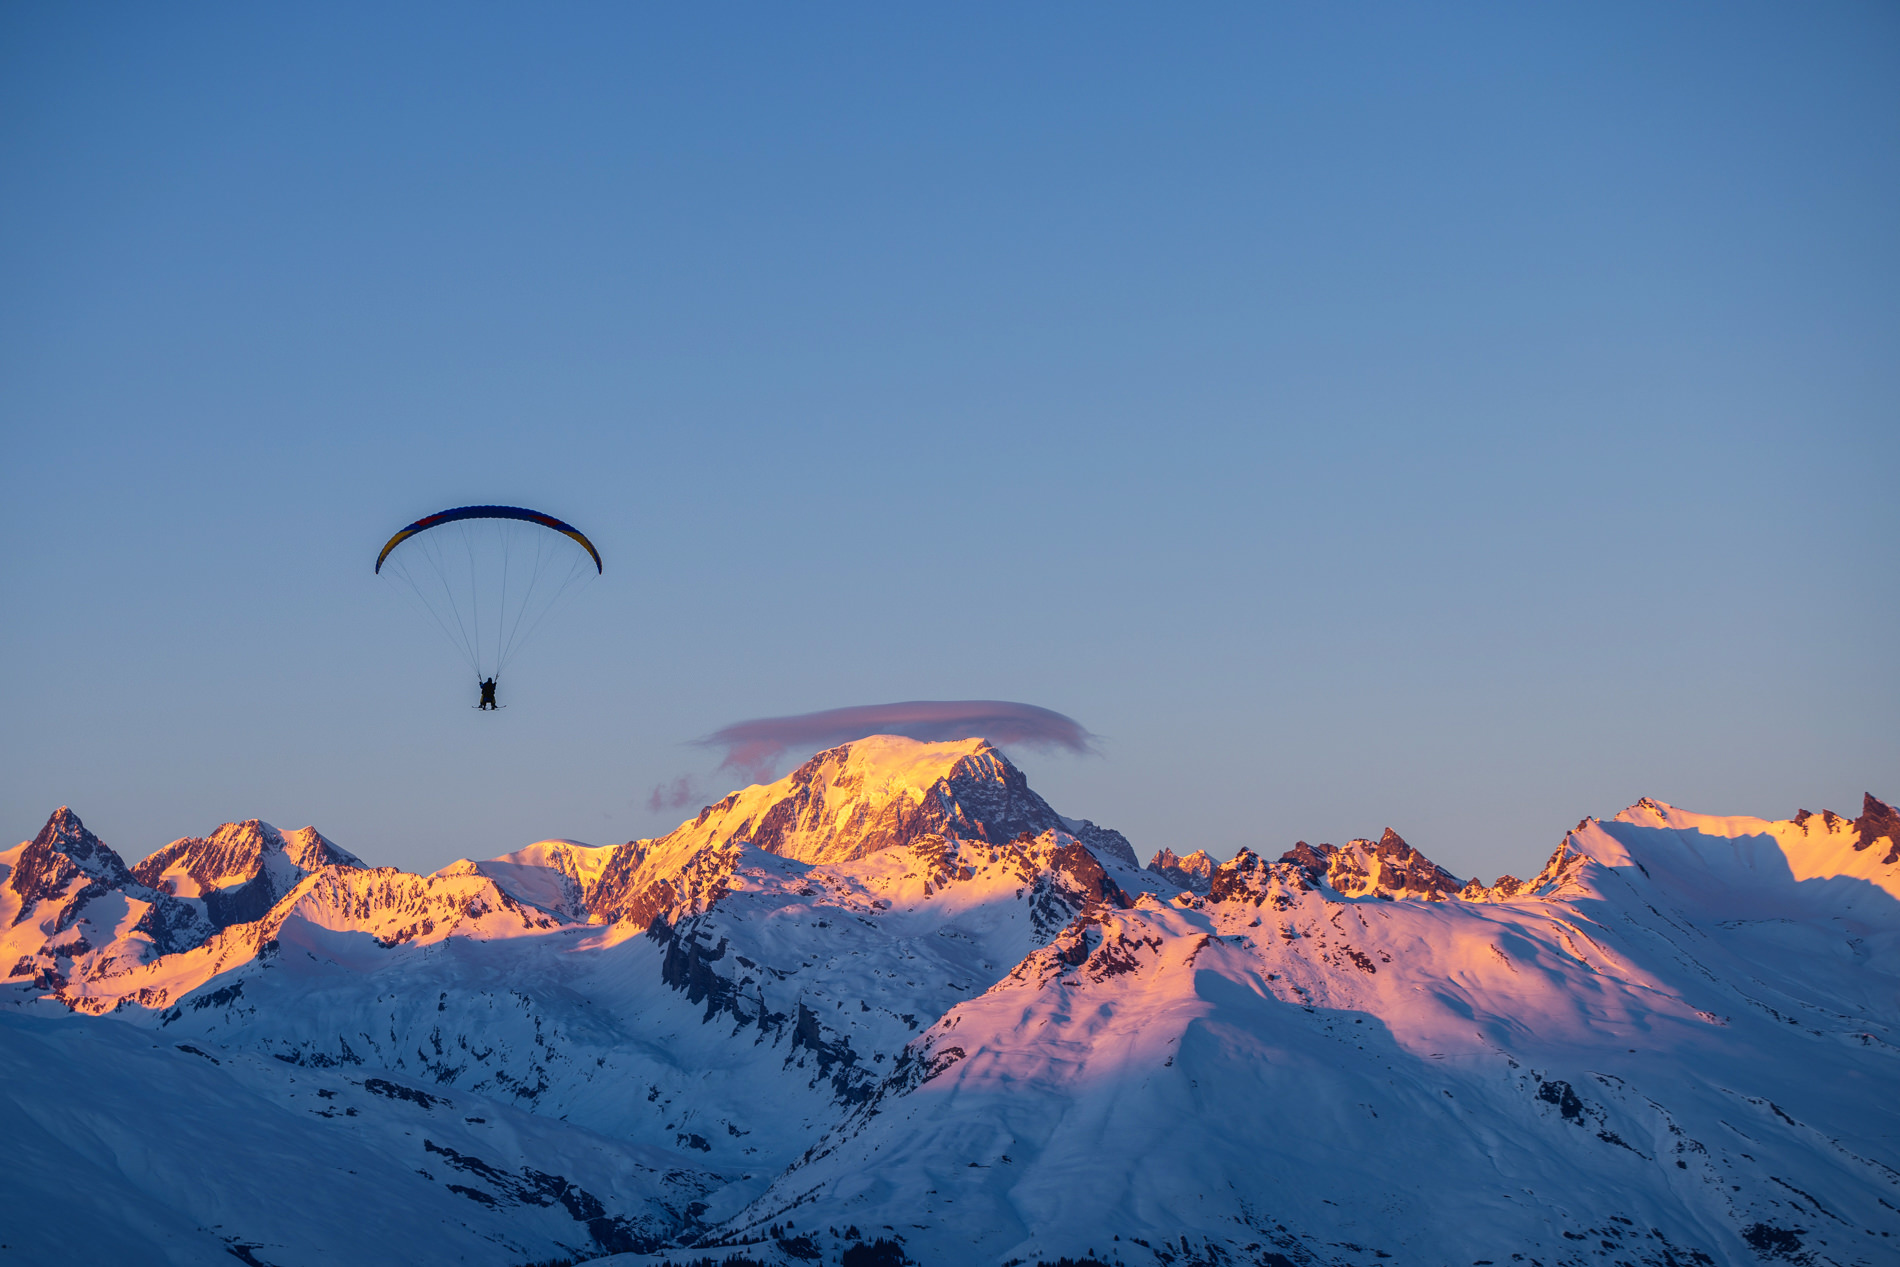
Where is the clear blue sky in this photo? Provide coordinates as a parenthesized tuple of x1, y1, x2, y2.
(4, 4, 1895, 882)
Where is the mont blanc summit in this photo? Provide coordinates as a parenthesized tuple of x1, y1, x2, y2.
(4, 740, 1897, 1266)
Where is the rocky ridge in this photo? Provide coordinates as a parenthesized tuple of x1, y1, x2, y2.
(4, 755, 1898, 1267)
(132, 818, 365, 928)
(2, 808, 215, 996)
(471, 737, 1137, 930)
(1145, 847, 1215, 893)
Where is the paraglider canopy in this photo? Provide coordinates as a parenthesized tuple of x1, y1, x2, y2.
(376, 504, 601, 688)
(376, 505, 601, 575)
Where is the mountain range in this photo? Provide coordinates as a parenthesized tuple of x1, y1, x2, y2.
(4, 736, 1897, 1267)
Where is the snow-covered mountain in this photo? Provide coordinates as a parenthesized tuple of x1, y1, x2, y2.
(746, 800, 1900, 1265)
(1146, 847, 1216, 894)
(3, 808, 216, 1002)
(4, 740, 1897, 1267)
(132, 818, 365, 928)
(536, 735, 1140, 930)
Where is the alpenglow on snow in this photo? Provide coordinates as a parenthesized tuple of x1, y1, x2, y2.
(5, 739, 1899, 1266)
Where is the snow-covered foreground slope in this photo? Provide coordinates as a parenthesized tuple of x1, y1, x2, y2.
(0, 1008, 725, 1266)
(3, 740, 1897, 1267)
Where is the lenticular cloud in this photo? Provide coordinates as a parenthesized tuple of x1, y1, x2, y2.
(698, 700, 1095, 784)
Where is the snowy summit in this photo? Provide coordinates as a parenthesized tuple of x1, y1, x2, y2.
(3, 738, 1898, 1267)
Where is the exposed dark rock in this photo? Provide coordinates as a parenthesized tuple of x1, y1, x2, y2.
(792, 1000, 863, 1082)
(131, 820, 363, 931)
(748, 742, 1138, 866)
(1205, 848, 1317, 909)
(1537, 1078, 1584, 1122)
(1740, 1222, 1806, 1260)
(1046, 839, 1131, 911)
(1147, 848, 1215, 894)
(421, 1139, 668, 1254)
(666, 741, 1137, 873)
(363, 1077, 450, 1109)
(590, 841, 735, 928)
(841, 1240, 911, 1267)
(1462, 835, 1586, 903)
(9, 808, 134, 916)
(9, 808, 213, 957)
(653, 917, 745, 1022)
(1066, 820, 1138, 869)
(1276, 843, 1330, 890)
(1852, 793, 1900, 863)
(1258, 831, 1461, 902)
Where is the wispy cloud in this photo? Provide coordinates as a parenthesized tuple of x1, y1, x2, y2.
(695, 699, 1096, 785)
(646, 775, 700, 813)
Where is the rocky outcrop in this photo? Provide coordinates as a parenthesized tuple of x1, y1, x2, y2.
(2, 807, 217, 990)
(1147, 847, 1215, 893)
(1063, 819, 1139, 869)
(1196, 831, 1466, 908)
(1852, 793, 1900, 864)
(1275, 829, 1462, 901)
(8, 807, 137, 915)
(132, 819, 364, 929)
(1459, 828, 1592, 902)
(585, 839, 734, 929)
(1202, 846, 1334, 909)
(533, 738, 1140, 929)
(644, 737, 1138, 871)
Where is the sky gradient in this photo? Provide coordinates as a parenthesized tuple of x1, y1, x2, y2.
(3, 4, 1896, 883)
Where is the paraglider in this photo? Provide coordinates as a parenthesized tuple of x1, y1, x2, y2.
(376, 505, 601, 708)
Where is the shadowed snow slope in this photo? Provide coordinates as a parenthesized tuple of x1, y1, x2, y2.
(3, 765, 1897, 1267)
(0, 1008, 725, 1266)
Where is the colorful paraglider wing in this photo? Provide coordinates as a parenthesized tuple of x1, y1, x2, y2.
(375, 505, 602, 574)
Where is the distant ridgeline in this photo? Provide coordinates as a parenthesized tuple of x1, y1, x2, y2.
(5, 738, 1899, 1267)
